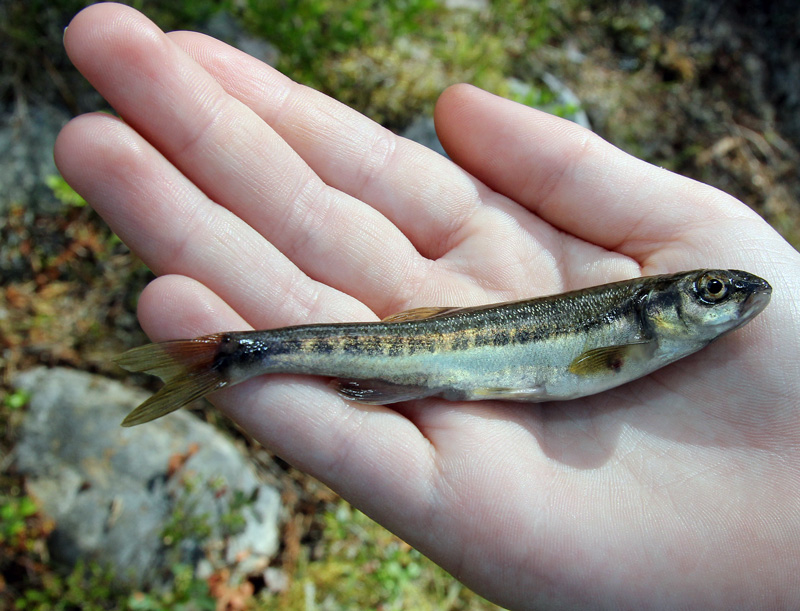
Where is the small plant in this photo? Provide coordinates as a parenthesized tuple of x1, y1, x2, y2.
(284, 499, 500, 610)
(241, 0, 440, 84)
(218, 488, 256, 537)
(126, 563, 217, 611)
(14, 559, 119, 611)
(161, 474, 214, 548)
(236, 0, 569, 129)
(4, 388, 31, 411)
(162, 473, 258, 549)
(46, 174, 87, 209)
(0, 494, 38, 549)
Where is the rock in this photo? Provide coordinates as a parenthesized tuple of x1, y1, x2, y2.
(507, 76, 592, 131)
(13, 367, 281, 588)
(444, 0, 489, 10)
(203, 11, 280, 67)
(0, 103, 71, 215)
(399, 74, 592, 161)
(540, 73, 592, 131)
(401, 116, 448, 158)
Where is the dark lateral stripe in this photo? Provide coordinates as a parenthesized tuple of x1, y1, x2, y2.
(278, 296, 638, 358)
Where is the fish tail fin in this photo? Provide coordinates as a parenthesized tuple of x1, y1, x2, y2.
(114, 333, 228, 427)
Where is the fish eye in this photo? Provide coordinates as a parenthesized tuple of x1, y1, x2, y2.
(695, 273, 730, 303)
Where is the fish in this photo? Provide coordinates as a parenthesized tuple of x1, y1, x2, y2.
(115, 269, 771, 426)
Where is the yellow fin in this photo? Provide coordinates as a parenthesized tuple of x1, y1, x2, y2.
(568, 342, 655, 377)
(382, 306, 464, 323)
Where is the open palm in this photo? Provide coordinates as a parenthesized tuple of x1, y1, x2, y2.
(56, 4, 800, 609)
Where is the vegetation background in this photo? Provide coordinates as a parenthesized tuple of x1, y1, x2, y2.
(1, 0, 798, 609)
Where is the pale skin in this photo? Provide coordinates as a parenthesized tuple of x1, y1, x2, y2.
(55, 4, 800, 609)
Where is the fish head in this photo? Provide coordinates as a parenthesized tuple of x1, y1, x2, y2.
(644, 269, 772, 342)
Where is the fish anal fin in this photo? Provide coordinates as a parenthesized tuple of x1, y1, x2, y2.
(568, 342, 655, 377)
(381, 306, 463, 323)
(461, 386, 548, 402)
(332, 379, 433, 404)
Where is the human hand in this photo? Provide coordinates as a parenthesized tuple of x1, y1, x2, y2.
(55, 4, 800, 609)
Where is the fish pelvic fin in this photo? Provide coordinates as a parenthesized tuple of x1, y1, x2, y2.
(114, 334, 229, 427)
(332, 379, 436, 404)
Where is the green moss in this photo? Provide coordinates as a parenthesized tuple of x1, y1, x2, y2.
(283, 500, 501, 610)
(238, 0, 570, 128)
(125, 564, 217, 611)
(0, 495, 38, 549)
(241, 0, 440, 81)
(3, 388, 30, 411)
(46, 175, 87, 209)
(13, 560, 120, 611)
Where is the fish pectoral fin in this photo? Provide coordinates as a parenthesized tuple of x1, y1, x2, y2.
(332, 379, 434, 404)
(568, 341, 656, 377)
(381, 306, 463, 323)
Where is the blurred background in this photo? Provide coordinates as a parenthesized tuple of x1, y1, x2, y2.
(1, 1, 798, 609)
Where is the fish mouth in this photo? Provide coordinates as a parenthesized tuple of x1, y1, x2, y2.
(738, 275, 772, 318)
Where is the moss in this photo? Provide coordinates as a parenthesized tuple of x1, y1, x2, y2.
(281, 500, 501, 610)
(238, 0, 568, 128)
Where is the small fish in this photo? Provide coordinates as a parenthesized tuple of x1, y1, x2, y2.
(116, 269, 771, 426)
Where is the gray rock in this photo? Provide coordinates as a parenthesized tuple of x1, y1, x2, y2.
(0, 103, 71, 215)
(444, 0, 489, 10)
(203, 11, 280, 67)
(401, 116, 448, 158)
(399, 76, 591, 163)
(540, 73, 592, 131)
(13, 367, 281, 588)
(507, 76, 592, 131)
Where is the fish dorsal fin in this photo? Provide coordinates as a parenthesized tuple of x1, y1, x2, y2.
(381, 306, 464, 323)
(568, 342, 656, 377)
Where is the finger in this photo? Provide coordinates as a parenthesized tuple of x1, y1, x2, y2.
(168, 30, 486, 260)
(137, 274, 251, 338)
(168, 31, 645, 302)
(435, 84, 765, 266)
(55, 113, 371, 328)
(64, 4, 425, 309)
